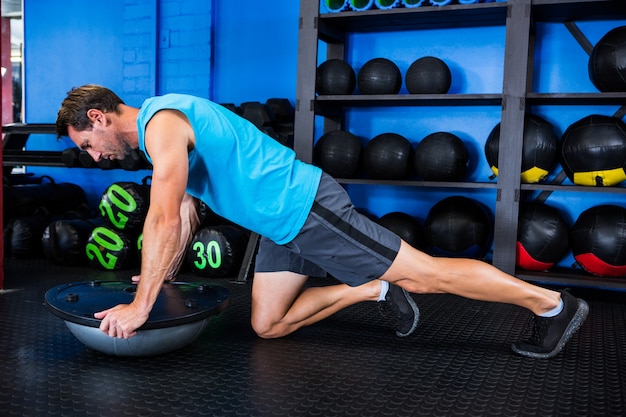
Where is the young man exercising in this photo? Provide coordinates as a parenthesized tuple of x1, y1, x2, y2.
(56, 85, 589, 358)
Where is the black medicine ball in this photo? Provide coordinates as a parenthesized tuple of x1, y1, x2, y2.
(358, 58, 402, 95)
(425, 196, 493, 259)
(516, 202, 569, 271)
(405, 56, 452, 94)
(314, 130, 363, 178)
(187, 225, 249, 278)
(316, 59, 356, 95)
(363, 133, 413, 180)
(42, 218, 104, 265)
(570, 205, 626, 277)
(485, 114, 558, 184)
(588, 26, 626, 92)
(559, 114, 626, 187)
(378, 212, 425, 250)
(414, 132, 468, 181)
(98, 181, 151, 233)
(86, 226, 138, 270)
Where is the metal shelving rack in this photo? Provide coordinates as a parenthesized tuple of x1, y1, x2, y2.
(294, 0, 626, 289)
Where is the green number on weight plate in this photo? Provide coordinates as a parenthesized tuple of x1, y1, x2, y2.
(85, 227, 124, 269)
(192, 240, 222, 270)
(99, 184, 137, 229)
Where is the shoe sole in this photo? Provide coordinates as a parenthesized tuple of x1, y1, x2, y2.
(511, 298, 589, 359)
(396, 288, 420, 337)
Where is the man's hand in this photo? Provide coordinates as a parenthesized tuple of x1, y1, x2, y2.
(94, 303, 150, 339)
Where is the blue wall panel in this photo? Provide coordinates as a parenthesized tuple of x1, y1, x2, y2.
(23, 0, 125, 123)
(157, 0, 212, 97)
(211, 0, 300, 104)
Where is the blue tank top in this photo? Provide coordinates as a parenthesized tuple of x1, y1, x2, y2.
(137, 94, 322, 244)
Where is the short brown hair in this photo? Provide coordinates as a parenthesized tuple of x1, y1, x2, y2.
(56, 84, 124, 138)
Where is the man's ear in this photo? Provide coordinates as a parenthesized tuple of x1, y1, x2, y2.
(86, 109, 105, 125)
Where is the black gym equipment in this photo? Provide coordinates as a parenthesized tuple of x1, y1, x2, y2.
(61, 147, 81, 167)
(45, 280, 231, 356)
(425, 196, 493, 259)
(589, 26, 626, 92)
(186, 225, 250, 278)
(85, 225, 139, 271)
(42, 217, 104, 265)
(314, 130, 363, 178)
(414, 132, 469, 181)
(378, 211, 425, 250)
(559, 114, 626, 187)
(3, 177, 88, 221)
(4, 214, 51, 259)
(316, 59, 357, 95)
(516, 202, 569, 271)
(570, 204, 626, 277)
(405, 56, 452, 94)
(98, 180, 151, 233)
(357, 58, 402, 95)
(240, 102, 273, 128)
(363, 132, 413, 180)
(265, 98, 295, 123)
(485, 113, 559, 184)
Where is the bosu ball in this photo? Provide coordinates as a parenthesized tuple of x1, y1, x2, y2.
(45, 281, 231, 356)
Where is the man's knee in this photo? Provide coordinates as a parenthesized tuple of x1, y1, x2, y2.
(250, 312, 283, 339)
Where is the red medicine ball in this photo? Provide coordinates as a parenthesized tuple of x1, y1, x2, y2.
(570, 205, 626, 277)
(516, 202, 569, 271)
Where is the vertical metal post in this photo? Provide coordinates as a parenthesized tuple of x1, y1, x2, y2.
(294, 0, 321, 163)
(491, 0, 532, 274)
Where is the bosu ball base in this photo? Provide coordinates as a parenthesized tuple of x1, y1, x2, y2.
(45, 280, 231, 356)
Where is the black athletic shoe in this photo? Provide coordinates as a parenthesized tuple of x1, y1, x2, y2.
(379, 284, 419, 337)
(511, 290, 589, 359)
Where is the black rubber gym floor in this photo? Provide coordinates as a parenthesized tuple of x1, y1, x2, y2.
(1, 259, 625, 417)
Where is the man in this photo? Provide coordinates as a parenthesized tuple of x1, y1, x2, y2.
(56, 85, 588, 359)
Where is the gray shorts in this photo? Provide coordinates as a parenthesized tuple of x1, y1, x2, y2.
(254, 173, 401, 287)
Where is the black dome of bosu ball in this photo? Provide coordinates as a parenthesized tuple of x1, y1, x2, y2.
(485, 113, 558, 184)
(570, 205, 626, 277)
(405, 56, 452, 94)
(316, 59, 356, 95)
(516, 202, 570, 271)
(424, 196, 493, 259)
(378, 211, 426, 251)
(186, 225, 250, 278)
(357, 58, 402, 95)
(363, 132, 413, 180)
(314, 130, 363, 178)
(560, 114, 626, 187)
(45, 280, 231, 356)
(414, 132, 469, 181)
(588, 26, 626, 92)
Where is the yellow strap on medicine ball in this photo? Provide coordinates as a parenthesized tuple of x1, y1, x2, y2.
(521, 167, 550, 184)
(572, 168, 626, 187)
(490, 165, 550, 184)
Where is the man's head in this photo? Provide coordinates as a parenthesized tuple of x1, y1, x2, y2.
(56, 85, 135, 162)
(56, 84, 124, 138)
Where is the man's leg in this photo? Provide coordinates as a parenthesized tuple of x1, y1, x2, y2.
(380, 241, 560, 313)
(250, 271, 382, 339)
(380, 241, 588, 358)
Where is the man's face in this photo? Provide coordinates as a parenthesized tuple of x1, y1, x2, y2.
(67, 111, 131, 162)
